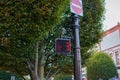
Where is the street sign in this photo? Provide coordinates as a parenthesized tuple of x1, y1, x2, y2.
(11, 75, 15, 80)
(55, 38, 71, 55)
(70, 0, 83, 16)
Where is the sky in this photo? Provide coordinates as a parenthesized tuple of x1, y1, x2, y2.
(103, 0, 120, 30)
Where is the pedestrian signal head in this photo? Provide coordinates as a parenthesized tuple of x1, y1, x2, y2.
(55, 38, 71, 55)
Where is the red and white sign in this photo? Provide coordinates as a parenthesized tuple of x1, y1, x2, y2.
(70, 0, 83, 16)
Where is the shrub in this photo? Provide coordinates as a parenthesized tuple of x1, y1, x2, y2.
(86, 52, 118, 80)
(0, 71, 22, 80)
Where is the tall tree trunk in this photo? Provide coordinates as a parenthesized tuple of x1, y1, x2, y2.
(35, 42, 39, 80)
(39, 64, 44, 80)
(38, 41, 45, 80)
(27, 42, 39, 80)
(28, 41, 45, 80)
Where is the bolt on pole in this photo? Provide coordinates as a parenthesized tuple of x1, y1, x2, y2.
(72, 13, 82, 80)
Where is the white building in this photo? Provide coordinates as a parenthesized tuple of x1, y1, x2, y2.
(98, 23, 120, 77)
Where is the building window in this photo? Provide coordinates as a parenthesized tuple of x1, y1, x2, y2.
(115, 51, 120, 65)
(110, 53, 113, 60)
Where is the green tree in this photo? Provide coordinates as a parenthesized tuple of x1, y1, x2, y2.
(0, 0, 105, 79)
(44, 0, 105, 77)
(54, 0, 105, 65)
(87, 52, 118, 80)
(0, 0, 69, 80)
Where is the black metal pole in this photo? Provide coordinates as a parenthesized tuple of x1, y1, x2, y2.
(72, 13, 82, 80)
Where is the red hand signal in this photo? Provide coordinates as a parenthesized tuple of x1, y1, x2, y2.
(66, 41, 70, 52)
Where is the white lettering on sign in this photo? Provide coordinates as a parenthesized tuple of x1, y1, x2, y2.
(70, 0, 83, 16)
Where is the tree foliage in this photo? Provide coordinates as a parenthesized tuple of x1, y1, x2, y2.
(86, 52, 118, 80)
(0, 0, 69, 79)
(0, 0, 105, 79)
(58, 0, 105, 64)
(44, 4, 105, 78)
(0, 0, 69, 53)
(41, 0, 105, 77)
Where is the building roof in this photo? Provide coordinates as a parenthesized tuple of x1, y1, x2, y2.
(104, 23, 120, 36)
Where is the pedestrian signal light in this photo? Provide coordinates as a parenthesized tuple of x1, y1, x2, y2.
(55, 38, 71, 54)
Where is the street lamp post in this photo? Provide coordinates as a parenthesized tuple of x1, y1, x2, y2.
(72, 13, 82, 80)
